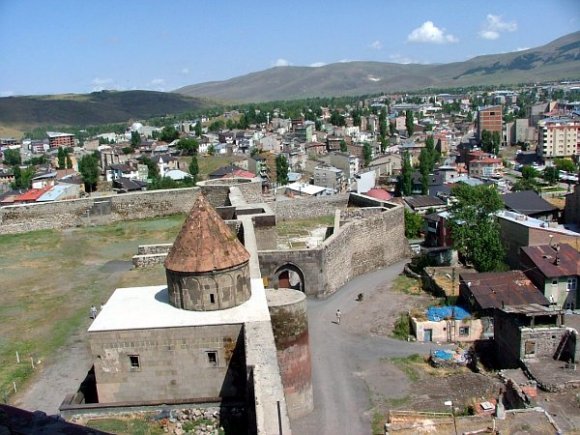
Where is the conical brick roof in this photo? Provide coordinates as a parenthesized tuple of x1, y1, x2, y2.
(164, 194, 250, 273)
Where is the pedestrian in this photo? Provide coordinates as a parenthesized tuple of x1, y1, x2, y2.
(90, 305, 98, 319)
(336, 309, 342, 325)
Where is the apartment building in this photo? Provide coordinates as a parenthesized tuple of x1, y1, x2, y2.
(536, 116, 580, 162)
(47, 131, 75, 149)
(477, 105, 503, 141)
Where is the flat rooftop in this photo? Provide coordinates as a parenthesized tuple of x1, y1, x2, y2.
(88, 278, 270, 332)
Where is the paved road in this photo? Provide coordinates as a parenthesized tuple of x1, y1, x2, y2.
(292, 260, 437, 435)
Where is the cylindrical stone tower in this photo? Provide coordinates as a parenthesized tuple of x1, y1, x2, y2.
(266, 288, 314, 419)
(165, 194, 252, 311)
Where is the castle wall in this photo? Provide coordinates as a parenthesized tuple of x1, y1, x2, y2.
(0, 188, 201, 235)
(273, 194, 349, 221)
(266, 289, 313, 420)
(259, 205, 408, 297)
(89, 324, 246, 404)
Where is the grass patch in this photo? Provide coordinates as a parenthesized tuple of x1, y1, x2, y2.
(85, 417, 164, 435)
(391, 313, 411, 340)
(0, 215, 185, 400)
(276, 216, 335, 238)
(371, 409, 386, 435)
(391, 354, 425, 382)
(390, 275, 422, 295)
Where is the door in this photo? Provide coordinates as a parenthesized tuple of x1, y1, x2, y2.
(424, 329, 433, 342)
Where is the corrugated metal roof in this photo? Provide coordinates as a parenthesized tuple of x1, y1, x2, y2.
(521, 244, 580, 278)
(460, 270, 549, 310)
(164, 194, 250, 273)
(36, 184, 75, 202)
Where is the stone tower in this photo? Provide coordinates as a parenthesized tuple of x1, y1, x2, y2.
(164, 194, 252, 311)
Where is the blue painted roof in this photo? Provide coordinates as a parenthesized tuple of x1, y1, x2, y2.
(426, 306, 470, 322)
(36, 184, 74, 202)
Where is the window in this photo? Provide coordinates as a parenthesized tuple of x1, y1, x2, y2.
(524, 341, 536, 355)
(567, 278, 577, 291)
(552, 279, 558, 285)
(459, 327, 470, 336)
(210, 294, 216, 304)
(129, 355, 140, 369)
(207, 351, 218, 366)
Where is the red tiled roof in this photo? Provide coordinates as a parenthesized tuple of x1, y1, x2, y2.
(223, 168, 255, 179)
(164, 194, 250, 273)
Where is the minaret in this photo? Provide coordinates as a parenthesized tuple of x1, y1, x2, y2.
(164, 194, 252, 311)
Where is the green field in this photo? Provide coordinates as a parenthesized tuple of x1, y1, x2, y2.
(0, 215, 187, 400)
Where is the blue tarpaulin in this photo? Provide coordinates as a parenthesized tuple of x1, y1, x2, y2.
(426, 306, 470, 322)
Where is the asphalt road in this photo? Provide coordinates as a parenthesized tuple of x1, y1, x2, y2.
(292, 260, 435, 435)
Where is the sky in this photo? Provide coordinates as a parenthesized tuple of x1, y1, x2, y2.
(0, 0, 578, 97)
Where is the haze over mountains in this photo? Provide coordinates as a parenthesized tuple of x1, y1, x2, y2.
(1, 31, 579, 129)
(176, 31, 580, 102)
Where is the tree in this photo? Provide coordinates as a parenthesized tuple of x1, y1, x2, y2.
(389, 121, 396, 136)
(130, 131, 141, 147)
(57, 147, 66, 169)
(491, 131, 501, 155)
(330, 110, 345, 127)
(11, 165, 35, 190)
(207, 144, 216, 156)
(189, 156, 199, 184)
(379, 110, 387, 140)
(3, 149, 21, 166)
(512, 165, 540, 192)
(448, 184, 505, 272)
(275, 154, 289, 186)
(418, 149, 431, 195)
(66, 154, 73, 169)
(543, 166, 559, 185)
(362, 142, 372, 167)
(481, 129, 492, 153)
(208, 120, 224, 132)
(78, 154, 100, 193)
(176, 138, 199, 155)
(400, 151, 413, 196)
(140, 156, 159, 179)
(554, 158, 576, 173)
(159, 125, 180, 142)
(194, 121, 203, 137)
(404, 209, 424, 239)
(340, 140, 347, 153)
(405, 110, 414, 136)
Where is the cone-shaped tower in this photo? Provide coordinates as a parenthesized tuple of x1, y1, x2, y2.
(164, 194, 251, 311)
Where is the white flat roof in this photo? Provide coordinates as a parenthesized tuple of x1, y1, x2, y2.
(88, 278, 270, 332)
(497, 210, 579, 236)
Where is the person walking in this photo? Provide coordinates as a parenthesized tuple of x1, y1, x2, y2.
(336, 309, 342, 325)
(90, 305, 98, 319)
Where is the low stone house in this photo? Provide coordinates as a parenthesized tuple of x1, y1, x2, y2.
(411, 305, 483, 343)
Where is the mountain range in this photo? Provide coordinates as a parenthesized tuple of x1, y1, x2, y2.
(175, 31, 580, 102)
(1, 32, 579, 130)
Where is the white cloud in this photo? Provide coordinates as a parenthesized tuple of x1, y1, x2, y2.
(91, 77, 123, 92)
(370, 40, 382, 50)
(309, 62, 326, 67)
(407, 21, 458, 44)
(388, 54, 420, 64)
(0, 90, 14, 97)
(515, 46, 529, 52)
(479, 14, 517, 40)
(181, 67, 190, 75)
(273, 58, 290, 67)
(147, 78, 166, 91)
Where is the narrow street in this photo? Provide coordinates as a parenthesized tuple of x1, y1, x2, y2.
(292, 260, 436, 435)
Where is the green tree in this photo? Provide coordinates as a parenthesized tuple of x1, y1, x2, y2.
(512, 165, 540, 192)
(330, 110, 345, 127)
(78, 154, 100, 193)
(194, 121, 203, 137)
(379, 110, 387, 141)
(140, 156, 159, 179)
(481, 129, 492, 153)
(491, 131, 501, 155)
(176, 138, 199, 155)
(11, 165, 35, 190)
(66, 154, 73, 169)
(554, 158, 576, 173)
(543, 166, 559, 185)
(3, 149, 21, 166)
(188, 156, 199, 184)
(130, 131, 141, 147)
(207, 144, 216, 156)
(404, 209, 424, 238)
(400, 151, 413, 196)
(159, 125, 179, 142)
(275, 154, 289, 185)
(340, 140, 347, 153)
(449, 184, 505, 272)
(208, 120, 224, 132)
(362, 142, 373, 167)
(389, 121, 396, 136)
(418, 149, 431, 195)
(405, 110, 414, 136)
(57, 147, 66, 169)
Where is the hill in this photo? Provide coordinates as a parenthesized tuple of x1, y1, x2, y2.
(175, 32, 580, 102)
(0, 90, 212, 128)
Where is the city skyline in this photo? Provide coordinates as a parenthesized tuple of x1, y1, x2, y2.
(0, 0, 578, 97)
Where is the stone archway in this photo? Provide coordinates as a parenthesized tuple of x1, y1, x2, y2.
(273, 263, 306, 293)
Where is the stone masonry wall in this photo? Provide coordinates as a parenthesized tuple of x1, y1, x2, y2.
(273, 194, 349, 221)
(0, 188, 201, 235)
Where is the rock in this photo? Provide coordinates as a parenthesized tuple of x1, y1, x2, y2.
(173, 428, 184, 435)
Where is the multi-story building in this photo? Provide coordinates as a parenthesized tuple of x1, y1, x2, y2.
(477, 105, 503, 141)
(536, 116, 580, 162)
(313, 165, 344, 191)
(47, 131, 75, 149)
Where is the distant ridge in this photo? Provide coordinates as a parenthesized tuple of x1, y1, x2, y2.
(0, 90, 212, 128)
(175, 31, 580, 102)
